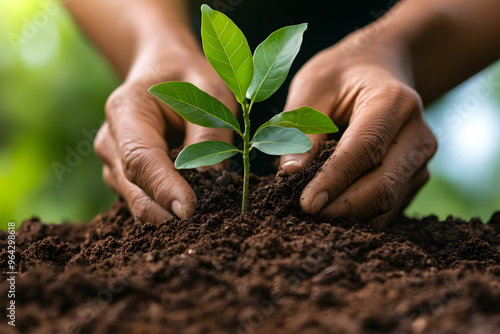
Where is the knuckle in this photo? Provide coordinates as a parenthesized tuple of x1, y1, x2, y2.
(121, 145, 168, 198)
(105, 84, 158, 122)
(105, 89, 126, 120)
(122, 145, 150, 185)
(378, 82, 423, 120)
(358, 131, 387, 168)
(102, 166, 111, 182)
(102, 167, 118, 193)
(396, 84, 422, 110)
(422, 168, 430, 184)
(405, 88, 423, 111)
(373, 172, 400, 214)
(93, 126, 109, 160)
(326, 153, 358, 189)
(425, 130, 438, 157)
(409, 129, 438, 167)
(129, 196, 151, 222)
(290, 64, 326, 97)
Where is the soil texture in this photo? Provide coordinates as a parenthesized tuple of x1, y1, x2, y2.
(1, 141, 500, 334)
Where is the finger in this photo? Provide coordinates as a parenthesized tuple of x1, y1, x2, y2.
(300, 84, 422, 214)
(99, 134, 175, 224)
(367, 167, 430, 230)
(105, 95, 197, 219)
(94, 122, 114, 166)
(102, 165, 119, 193)
(315, 122, 437, 220)
(279, 134, 326, 175)
(103, 163, 175, 224)
(278, 75, 336, 174)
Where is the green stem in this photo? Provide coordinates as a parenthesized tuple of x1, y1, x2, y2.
(241, 102, 251, 213)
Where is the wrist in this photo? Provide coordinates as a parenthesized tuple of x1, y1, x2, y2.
(120, 0, 202, 80)
(340, 23, 415, 88)
(348, 0, 470, 103)
(133, 19, 201, 62)
(125, 38, 203, 86)
(125, 28, 203, 85)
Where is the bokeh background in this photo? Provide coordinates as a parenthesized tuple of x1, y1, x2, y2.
(1, 1, 499, 230)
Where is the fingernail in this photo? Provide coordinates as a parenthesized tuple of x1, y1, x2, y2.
(281, 160, 299, 173)
(172, 200, 186, 219)
(282, 160, 298, 168)
(310, 191, 329, 214)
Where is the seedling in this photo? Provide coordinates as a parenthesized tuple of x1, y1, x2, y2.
(149, 5, 338, 213)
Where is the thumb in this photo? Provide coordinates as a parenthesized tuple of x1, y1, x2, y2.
(279, 133, 326, 174)
(278, 82, 333, 175)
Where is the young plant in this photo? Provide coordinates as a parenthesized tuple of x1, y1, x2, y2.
(149, 5, 338, 213)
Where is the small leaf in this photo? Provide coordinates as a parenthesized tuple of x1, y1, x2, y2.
(247, 23, 307, 102)
(175, 141, 239, 169)
(149, 82, 240, 132)
(252, 126, 311, 155)
(201, 4, 253, 104)
(261, 106, 338, 134)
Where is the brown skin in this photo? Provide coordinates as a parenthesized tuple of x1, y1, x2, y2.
(280, 39, 436, 229)
(280, 0, 500, 228)
(66, 0, 238, 223)
(66, 0, 500, 228)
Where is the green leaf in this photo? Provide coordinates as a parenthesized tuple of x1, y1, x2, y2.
(201, 4, 253, 104)
(261, 106, 338, 134)
(252, 126, 311, 155)
(247, 23, 307, 102)
(175, 141, 239, 169)
(149, 82, 240, 132)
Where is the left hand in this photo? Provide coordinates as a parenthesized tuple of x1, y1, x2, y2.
(279, 31, 437, 229)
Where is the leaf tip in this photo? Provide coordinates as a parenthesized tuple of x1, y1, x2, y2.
(147, 84, 157, 94)
(200, 4, 212, 13)
(173, 159, 181, 169)
(307, 136, 312, 146)
(295, 23, 308, 36)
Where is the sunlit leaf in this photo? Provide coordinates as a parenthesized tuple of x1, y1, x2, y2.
(175, 141, 239, 169)
(252, 126, 311, 155)
(260, 106, 338, 134)
(247, 23, 307, 102)
(149, 82, 240, 132)
(201, 4, 253, 104)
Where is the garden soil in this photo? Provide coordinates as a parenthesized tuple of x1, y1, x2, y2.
(1, 141, 500, 334)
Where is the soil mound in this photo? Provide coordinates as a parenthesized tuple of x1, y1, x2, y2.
(1, 141, 500, 333)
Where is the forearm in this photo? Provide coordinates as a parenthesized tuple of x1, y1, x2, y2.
(369, 0, 500, 103)
(65, 0, 199, 78)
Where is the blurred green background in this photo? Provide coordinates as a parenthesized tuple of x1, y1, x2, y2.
(1, 1, 499, 230)
(0, 0, 119, 230)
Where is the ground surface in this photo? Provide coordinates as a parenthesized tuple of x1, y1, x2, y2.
(1, 142, 500, 334)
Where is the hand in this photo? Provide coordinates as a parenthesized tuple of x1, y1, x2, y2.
(279, 31, 437, 229)
(94, 47, 238, 224)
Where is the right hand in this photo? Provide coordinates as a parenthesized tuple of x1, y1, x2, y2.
(94, 47, 238, 224)
(278, 30, 438, 229)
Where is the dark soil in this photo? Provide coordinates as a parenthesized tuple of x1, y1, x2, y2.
(1, 141, 500, 334)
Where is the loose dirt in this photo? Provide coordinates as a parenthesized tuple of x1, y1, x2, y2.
(1, 141, 499, 334)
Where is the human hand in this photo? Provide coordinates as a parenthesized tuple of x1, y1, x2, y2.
(279, 31, 437, 229)
(94, 47, 238, 224)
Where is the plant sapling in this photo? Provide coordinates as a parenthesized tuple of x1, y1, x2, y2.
(149, 4, 338, 213)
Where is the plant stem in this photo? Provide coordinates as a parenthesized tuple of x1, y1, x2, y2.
(241, 102, 252, 213)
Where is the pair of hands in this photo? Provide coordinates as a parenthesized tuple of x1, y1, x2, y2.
(95, 31, 437, 229)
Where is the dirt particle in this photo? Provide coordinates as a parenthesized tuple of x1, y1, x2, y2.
(1, 140, 499, 333)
